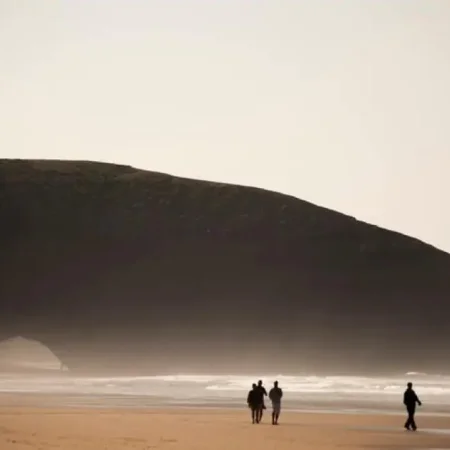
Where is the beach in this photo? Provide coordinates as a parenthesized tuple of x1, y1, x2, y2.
(1, 372, 450, 449)
(1, 404, 450, 450)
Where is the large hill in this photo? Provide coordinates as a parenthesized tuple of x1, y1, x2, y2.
(1, 159, 449, 375)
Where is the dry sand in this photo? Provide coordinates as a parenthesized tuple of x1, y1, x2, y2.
(1, 405, 450, 450)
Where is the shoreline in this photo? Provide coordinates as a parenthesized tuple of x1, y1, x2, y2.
(2, 391, 450, 419)
(3, 370, 450, 416)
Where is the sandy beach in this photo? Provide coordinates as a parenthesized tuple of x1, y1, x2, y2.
(1, 403, 450, 450)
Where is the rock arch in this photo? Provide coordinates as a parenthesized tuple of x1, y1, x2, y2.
(0, 336, 67, 372)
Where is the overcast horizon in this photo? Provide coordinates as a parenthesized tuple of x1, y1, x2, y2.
(1, 0, 449, 251)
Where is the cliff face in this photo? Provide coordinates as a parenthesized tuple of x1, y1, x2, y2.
(1, 159, 449, 374)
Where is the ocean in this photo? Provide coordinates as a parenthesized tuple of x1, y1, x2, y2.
(1, 371, 450, 414)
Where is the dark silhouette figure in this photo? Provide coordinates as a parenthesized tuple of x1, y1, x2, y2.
(269, 380, 283, 425)
(255, 380, 268, 423)
(403, 382, 422, 431)
(247, 384, 259, 424)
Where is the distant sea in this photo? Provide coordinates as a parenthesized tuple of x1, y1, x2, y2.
(1, 371, 450, 414)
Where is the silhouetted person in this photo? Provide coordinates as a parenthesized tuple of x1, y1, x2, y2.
(247, 383, 258, 424)
(403, 382, 422, 431)
(255, 380, 267, 423)
(269, 380, 283, 425)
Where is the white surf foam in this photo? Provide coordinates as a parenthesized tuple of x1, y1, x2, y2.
(1, 372, 450, 408)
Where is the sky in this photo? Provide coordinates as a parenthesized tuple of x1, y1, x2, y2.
(1, 0, 449, 252)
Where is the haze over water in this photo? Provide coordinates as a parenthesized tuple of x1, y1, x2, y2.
(0, 338, 448, 413)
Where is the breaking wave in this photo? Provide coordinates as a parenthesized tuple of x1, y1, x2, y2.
(1, 372, 449, 407)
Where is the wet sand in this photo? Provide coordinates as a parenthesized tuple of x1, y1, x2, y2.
(1, 404, 450, 450)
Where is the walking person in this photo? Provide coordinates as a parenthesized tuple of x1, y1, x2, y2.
(247, 384, 259, 424)
(255, 380, 267, 423)
(403, 382, 422, 431)
(269, 380, 283, 425)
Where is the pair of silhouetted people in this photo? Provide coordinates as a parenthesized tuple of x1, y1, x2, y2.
(247, 380, 283, 425)
(403, 382, 422, 431)
(247, 380, 266, 424)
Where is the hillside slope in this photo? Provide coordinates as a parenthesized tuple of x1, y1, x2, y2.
(1, 159, 449, 374)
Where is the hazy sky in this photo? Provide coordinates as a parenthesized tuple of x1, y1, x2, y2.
(1, 0, 449, 251)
